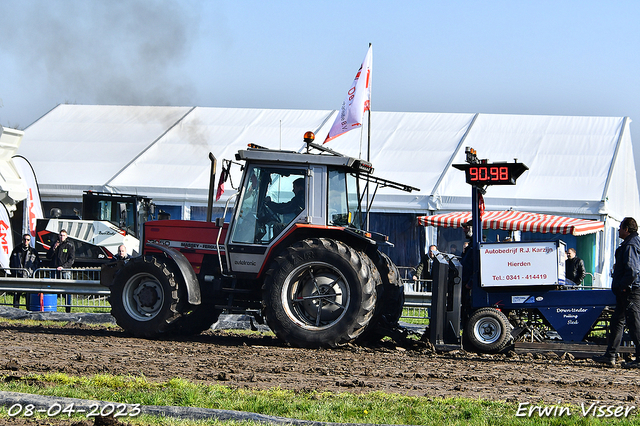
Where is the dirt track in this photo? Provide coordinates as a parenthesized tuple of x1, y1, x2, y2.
(0, 319, 639, 425)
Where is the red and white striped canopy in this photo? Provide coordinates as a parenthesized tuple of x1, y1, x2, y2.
(417, 210, 604, 236)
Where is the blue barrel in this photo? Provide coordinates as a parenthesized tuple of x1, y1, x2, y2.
(27, 293, 57, 312)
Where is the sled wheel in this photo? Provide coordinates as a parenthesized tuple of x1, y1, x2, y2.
(466, 307, 512, 353)
(263, 238, 376, 348)
(109, 256, 181, 338)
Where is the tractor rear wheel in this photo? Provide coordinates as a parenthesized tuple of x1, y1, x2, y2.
(373, 251, 405, 325)
(263, 238, 376, 348)
(109, 256, 181, 338)
(465, 307, 512, 353)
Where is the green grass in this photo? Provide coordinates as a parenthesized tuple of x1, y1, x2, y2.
(401, 307, 430, 325)
(1, 294, 111, 314)
(0, 317, 118, 329)
(0, 373, 638, 425)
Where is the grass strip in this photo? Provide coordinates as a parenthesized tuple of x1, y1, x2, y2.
(0, 373, 637, 425)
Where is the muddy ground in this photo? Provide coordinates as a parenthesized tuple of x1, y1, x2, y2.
(0, 317, 638, 425)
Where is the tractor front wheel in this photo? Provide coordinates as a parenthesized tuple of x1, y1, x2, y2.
(109, 256, 181, 338)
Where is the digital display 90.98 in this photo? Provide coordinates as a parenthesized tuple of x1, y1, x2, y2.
(453, 160, 529, 186)
(453, 153, 528, 187)
(469, 166, 510, 182)
(465, 165, 515, 185)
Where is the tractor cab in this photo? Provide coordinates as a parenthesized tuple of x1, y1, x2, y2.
(82, 191, 154, 238)
(228, 159, 364, 245)
(224, 135, 415, 277)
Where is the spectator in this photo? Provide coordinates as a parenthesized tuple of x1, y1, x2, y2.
(114, 244, 131, 262)
(46, 229, 75, 278)
(413, 245, 438, 282)
(9, 233, 39, 308)
(460, 223, 475, 289)
(462, 241, 470, 254)
(47, 229, 75, 313)
(460, 223, 475, 318)
(594, 217, 640, 367)
(449, 243, 460, 257)
(565, 248, 586, 285)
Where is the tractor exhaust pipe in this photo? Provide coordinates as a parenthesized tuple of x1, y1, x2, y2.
(206, 153, 217, 222)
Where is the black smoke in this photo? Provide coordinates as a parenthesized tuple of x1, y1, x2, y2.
(0, 0, 200, 108)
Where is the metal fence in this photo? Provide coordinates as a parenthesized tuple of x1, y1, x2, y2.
(0, 265, 432, 317)
(0, 267, 109, 311)
(397, 266, 431, 321)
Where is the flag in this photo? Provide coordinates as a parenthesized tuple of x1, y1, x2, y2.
(0, 203, 13, 269)
(324, 45, 372, 144)
(13, 155, 44, 247)
(215, 166, 228, 201)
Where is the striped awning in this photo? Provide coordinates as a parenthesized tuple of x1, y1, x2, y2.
(417, 210, 604, 236)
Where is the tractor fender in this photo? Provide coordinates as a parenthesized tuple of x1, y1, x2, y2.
(147, 242, 201, 305)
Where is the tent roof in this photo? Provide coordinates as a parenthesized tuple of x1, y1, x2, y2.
(17, 105, 640, 221)
(417, 210, 604, 236)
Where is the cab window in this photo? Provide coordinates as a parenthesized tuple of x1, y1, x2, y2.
(84, 198, 137, 236)
(230, 166, 306, 244)
(327, 168, 362, 229)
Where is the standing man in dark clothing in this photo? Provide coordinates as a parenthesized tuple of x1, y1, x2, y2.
(460, 223, 475, 289)
(47, 229, 75, 312)
(566, 248, 587, 285)
(594, 217, 640, 367)
(46, 229, 75, 277)
(460, 223, 475, 319)
(9, 233, 40, 307)
(10, 234, 40, 278)
(413, 245, 438, 282)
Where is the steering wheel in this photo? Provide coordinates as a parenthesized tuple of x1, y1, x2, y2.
(257, 203, 280, 224)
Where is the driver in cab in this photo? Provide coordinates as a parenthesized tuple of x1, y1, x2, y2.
(265, 177, 305, 217)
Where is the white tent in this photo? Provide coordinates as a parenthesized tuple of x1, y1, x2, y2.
(17, 105, 640, 284)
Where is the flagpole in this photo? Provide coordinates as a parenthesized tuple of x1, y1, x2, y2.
(367, 44, 372, 163)
(366, 107, 371, 231)
(366, 43, 371, 231)
(322, 43, 372, 230)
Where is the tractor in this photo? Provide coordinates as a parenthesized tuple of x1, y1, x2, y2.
(36, 191, 154, 266)
(102, 133, 419, 347)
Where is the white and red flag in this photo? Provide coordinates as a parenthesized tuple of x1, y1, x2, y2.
(0, 203, 13, 269)
(215, 167, 228, 201)
(13, 155, 44, 247)
(324, 45, 372, 144)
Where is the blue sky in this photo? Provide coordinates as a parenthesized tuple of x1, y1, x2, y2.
(1, 1, 640, 183)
